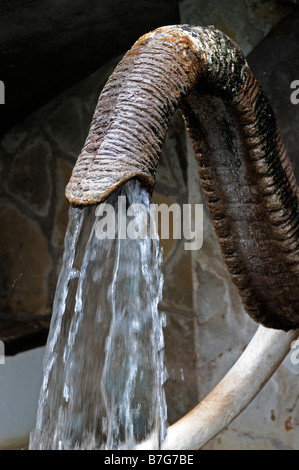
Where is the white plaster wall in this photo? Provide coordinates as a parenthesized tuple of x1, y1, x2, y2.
(0, 346, 45, 449)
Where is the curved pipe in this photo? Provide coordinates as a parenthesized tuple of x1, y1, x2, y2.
(137, 325, 299, 450)
(65, 24, 299, 449)
(66, 25, 299, 331)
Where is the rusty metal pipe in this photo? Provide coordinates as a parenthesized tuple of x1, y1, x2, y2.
(66, 25, 299, 331)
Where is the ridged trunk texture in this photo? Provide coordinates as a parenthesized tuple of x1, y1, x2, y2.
(66, 25, 299, 330)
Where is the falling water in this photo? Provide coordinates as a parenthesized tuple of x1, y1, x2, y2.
(29, 180, 167, 450)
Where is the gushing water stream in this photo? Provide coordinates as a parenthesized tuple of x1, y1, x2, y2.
(29, 180, 167, 450)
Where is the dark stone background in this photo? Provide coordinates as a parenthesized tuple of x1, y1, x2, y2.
(248, 9, 299, 181)
(0, 0, 180, 136)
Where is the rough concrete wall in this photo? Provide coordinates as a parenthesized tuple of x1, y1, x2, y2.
(0, 0, 180, 136)
(0, 57, 121, 323)
(0, 0, 299, 450)
(180, 0, 291, 55)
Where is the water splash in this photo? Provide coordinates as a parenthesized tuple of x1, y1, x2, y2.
(29, 180, 167, 450)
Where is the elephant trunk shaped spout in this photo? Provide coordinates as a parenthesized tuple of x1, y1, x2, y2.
(66, 25, 299, 332)
(65, 24, 299, 450)
(66, 25, 249, 205)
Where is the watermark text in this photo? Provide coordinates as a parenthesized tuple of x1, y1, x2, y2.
(0, 340, 5, 364)
(95, 197, 203, 251)
(0, 81, 4, 104)
(290, 339, 299, 365)
(290, 80, 299, 105)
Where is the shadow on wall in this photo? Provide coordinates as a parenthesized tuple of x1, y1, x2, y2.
(0, 0, 180, 136)
(246, 9, 299, 181)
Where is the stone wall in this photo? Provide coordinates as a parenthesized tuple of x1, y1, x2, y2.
(0, 0, 299, 449)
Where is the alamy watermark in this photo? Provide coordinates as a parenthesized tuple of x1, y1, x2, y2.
(0, 81, 4, 104)
(290, 80, 299, 105)
(95, 196, 204, 251)
(0, 340, 5, 364)
(290, 339, 299, 365)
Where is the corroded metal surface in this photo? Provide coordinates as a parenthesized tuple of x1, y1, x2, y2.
(66, 25, 299, 330)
